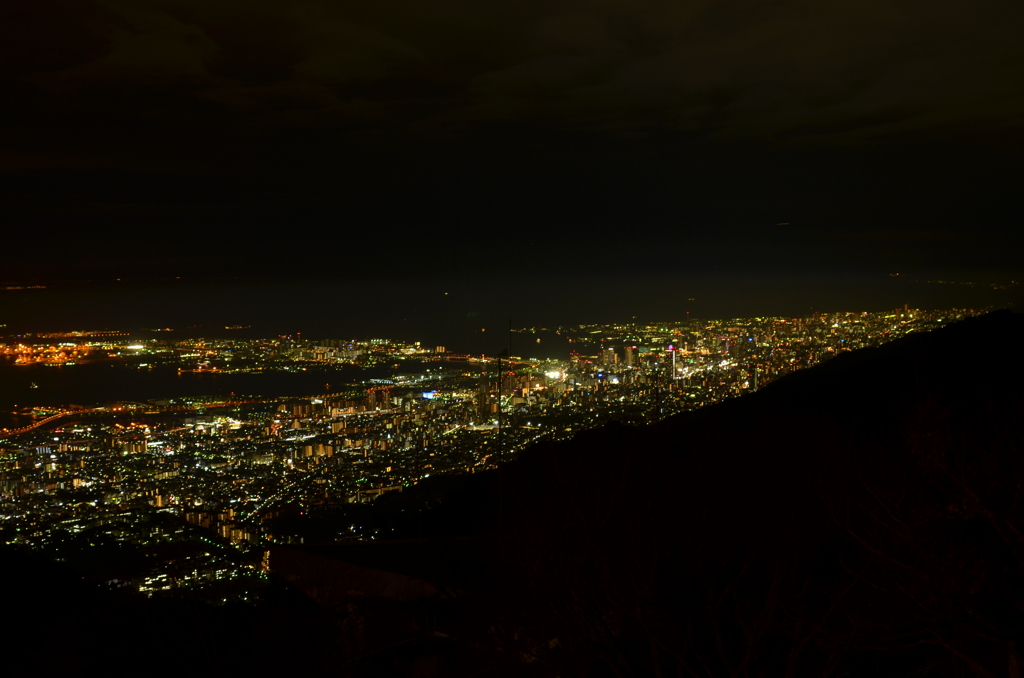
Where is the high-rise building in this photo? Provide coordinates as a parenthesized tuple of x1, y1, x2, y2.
(478, 373, 491, 418)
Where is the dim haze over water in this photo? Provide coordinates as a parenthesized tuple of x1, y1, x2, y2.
(1, 271, 1012, 354)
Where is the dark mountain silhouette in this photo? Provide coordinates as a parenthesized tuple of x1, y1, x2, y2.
(368, 308, 1024, 677)
(5, 310, 1023, 677)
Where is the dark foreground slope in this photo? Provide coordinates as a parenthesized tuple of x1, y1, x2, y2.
(4, 310, 1023, 677)
(0, 548, 348, 677)
(414, 309, 1024, 677)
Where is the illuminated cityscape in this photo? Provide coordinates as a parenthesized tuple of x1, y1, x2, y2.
(0, 306, 982, 603)
(3, 0, 1021, 671)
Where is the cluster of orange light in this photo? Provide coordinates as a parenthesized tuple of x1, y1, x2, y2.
(2, 343, 93, 364)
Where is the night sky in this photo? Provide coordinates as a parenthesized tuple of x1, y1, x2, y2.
(2, 0, 1023, 330)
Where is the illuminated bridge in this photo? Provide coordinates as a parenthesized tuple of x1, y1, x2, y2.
(0, 397, 273, 439)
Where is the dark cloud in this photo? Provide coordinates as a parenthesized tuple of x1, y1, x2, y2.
(4, 0, 1022, 170)
(1, 0, 1021, 287)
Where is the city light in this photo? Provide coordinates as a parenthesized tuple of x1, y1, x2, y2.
(0, 306, 983, 602)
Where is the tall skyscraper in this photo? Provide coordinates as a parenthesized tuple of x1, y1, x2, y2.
(478, 373, 490, 418)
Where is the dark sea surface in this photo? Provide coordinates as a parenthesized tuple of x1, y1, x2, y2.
(2, 271, 1007, 341)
